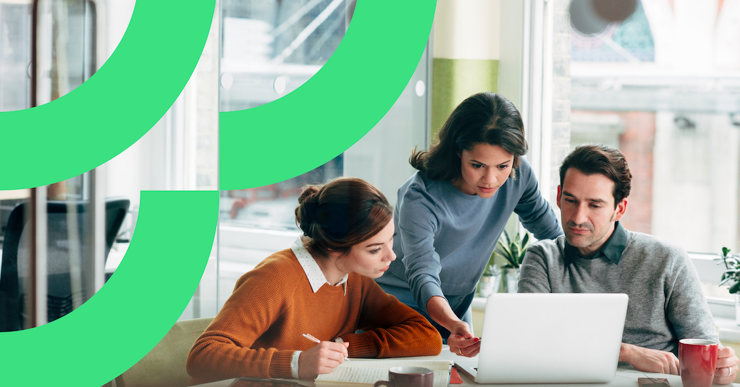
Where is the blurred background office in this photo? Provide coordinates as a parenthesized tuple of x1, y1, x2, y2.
(0, 0, 739, 340)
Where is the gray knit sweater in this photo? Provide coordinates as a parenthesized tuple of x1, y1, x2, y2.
(518, 231, 718, 355)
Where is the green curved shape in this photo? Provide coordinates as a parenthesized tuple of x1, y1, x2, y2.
(219, 0, 436, 190)
(0, 190, 219, 386)
(0, 0, 215, 191)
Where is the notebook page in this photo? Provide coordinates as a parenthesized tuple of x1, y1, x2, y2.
(316, 367, 388, 384)
(315, 360, 452, 387)
(332, 360, 452, 371)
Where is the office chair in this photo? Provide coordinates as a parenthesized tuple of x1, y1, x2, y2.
(0, 198, 130, 331)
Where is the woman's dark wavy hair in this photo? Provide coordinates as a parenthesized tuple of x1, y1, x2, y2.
(410, 92, 528, 180)
(294, 177, 392, 257)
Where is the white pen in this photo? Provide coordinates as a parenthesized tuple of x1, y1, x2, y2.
(302, 333, 350, 361)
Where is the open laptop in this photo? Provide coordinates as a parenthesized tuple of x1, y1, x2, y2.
(455, 293, 628, 384)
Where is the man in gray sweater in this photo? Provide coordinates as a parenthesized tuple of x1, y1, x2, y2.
(518, 144, 739, 385)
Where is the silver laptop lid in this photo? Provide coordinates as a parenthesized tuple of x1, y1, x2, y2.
(476, 293, 628, 384)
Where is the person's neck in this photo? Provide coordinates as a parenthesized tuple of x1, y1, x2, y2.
(576, 223, 616, 258)
(314, 253, 348, 285)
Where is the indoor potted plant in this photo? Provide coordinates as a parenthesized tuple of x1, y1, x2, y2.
(494, 230, 531, 293)
(477, 255, 502, 297)
(717, 247, 740, 325)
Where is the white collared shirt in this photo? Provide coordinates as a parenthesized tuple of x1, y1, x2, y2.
(289, 236, 348, 378)
(291, 236, 348, 295)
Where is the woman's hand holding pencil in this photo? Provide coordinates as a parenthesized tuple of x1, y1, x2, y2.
(297, 333, 350, 380)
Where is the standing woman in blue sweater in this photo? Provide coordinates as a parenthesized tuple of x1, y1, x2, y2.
(376, 92, 563, 357)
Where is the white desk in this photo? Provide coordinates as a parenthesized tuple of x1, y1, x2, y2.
(194, 347, 740, 387)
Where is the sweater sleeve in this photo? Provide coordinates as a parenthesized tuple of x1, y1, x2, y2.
(396, 182, 445, 315)
(664, 249, 719, 345)
(186, 267, 296, 383)
(517, 243, 553, 293)
(340, 278, 442, 358)
(514, 159, 563, 241)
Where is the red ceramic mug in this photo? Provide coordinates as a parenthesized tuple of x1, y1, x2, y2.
(679, 339, 719, 387)
(373, 366, 434, 387)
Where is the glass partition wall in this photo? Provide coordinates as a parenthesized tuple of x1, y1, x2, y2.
(1, 0, 431, 328)
(1, 0, 101, 331)
(0, 0, 220, 330)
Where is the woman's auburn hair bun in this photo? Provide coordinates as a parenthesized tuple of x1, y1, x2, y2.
(297, 185, 320, 204)
(293, 177, 392, 257)
(296, 185, 321, 238)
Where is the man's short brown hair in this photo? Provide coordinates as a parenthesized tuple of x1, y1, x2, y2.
(559, 144, 632, 206)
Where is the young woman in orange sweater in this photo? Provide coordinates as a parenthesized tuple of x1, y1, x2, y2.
(186, 177, 442, 385)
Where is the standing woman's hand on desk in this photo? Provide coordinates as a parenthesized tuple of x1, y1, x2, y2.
(448, 321, 481, 357)
(298, 341, 349, 380)
(427, 296, 481, 357)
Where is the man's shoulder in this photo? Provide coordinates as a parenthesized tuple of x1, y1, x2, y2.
(623, 230, 691, 269)
(527, 236, 567, 261)
(625, 231, 688, 257)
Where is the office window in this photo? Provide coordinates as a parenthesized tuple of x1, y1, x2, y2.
(0, 2, 33, 256)
(0, 1, 32, 112)
(1, 0, 430, 321)
(570, 0, 740, 301)
(0, 0, 222, 327)
(217, 0, 429, 310)
(0, 0, 103, 331)
(571, 1, 654, 63)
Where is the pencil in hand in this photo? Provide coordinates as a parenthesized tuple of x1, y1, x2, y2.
(302, 333, 350, 361)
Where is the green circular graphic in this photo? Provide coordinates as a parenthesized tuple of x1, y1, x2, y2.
(0, 0, 215, 190)
(0, 0, 436, 385)
(0, 190, 219, 386)
(220, 0, 436, 190)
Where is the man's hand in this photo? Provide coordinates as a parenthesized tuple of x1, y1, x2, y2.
(714, 346, 740, 385)
(447, 321, 481, 358)
(297, 341, 349, 380)
(619, 343, 679, 375)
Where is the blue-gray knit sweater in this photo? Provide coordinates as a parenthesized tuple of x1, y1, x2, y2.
(377, 158, 562, 314)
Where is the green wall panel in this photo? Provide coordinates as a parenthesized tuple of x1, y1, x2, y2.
(431, 58, 499, 142)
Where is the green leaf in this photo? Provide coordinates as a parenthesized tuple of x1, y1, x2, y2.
(720, 277, 734, 287)
(730, 281, 740, 294)
(510, 243, 520, 264)
(495, 240, 506, 256)
(502, 229, 511, 245)
(496, 244, 514, 266)
(497, 241, 512, 258)
(521, 232, 530, 250)
(723, 247, 732, 257)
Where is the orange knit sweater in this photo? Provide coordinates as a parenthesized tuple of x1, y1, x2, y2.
(186, 248, 442, 385)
